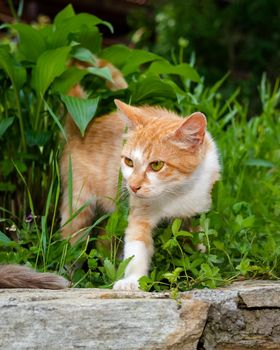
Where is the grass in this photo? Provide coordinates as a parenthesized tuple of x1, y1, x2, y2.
(0, 6, 279, 292)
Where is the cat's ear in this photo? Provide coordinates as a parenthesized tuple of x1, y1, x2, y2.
(114, 99, 146, 127)
(170, 112, 207, 147)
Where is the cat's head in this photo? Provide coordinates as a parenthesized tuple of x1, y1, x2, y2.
(115, 100, 208, 200)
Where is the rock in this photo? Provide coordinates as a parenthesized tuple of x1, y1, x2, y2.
(185, 280, 280, 350)
(0, 289, 209, 350)
(1, 281, 280, 350)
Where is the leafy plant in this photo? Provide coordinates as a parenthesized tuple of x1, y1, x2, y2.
(0, 5, 279, 291)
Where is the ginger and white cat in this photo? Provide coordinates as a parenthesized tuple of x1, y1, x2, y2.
(60, 93, 220, 290)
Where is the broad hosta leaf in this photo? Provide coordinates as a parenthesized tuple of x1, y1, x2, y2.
(11, 23, 47, 62)
(32, 47, 71, 96)
(61, 94, 99, 136)
(0, 231, 11, 244)
(75, 28, 102, 54)
(101, 45, 162, 75)
(50, 13, 113, 48)
(71, 47, 96, 65)
(0, 117, 14, 138)
(54, 4, 75, 24)
(87, 66, 113, 83)
(131, 76, 176, 103)
(0, 47, 26, 89)
(52, 67, 88, 94)
(147, 60, 200, 82)
(100, 45, 131, 67)
(121, 49, 163, 76)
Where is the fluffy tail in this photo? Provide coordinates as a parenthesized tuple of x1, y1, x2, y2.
(0, 265, 69, 289)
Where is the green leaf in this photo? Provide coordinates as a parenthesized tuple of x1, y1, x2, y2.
(11, 23, 46, 62)
(50, 13, 113, 48)
(101, 45, 162, 75)
(236, 258, 251, 275)
(44, 99, 67, 141)
(26, 130, 51, 146)
(245, 159, 274, 167)
(147, 60, 200, 82)
(232, 201, 249, 214)
(242, 215, 255, 228)
(61, 94, 99, 136)
(75, 28, 102, 54)
(116, 256, 134, 280)
(101, 45, 131, 67)
(131, 76, 176, 103)
(0, 230, 11, 244)
(0, 47, 26, 89)
(0, 182, 16, 192)
(213, 240, 225, 250)
(88, 258, 98, 270)
(32, 47, 71, 96)
(71, 47, 96, 65)
(0, 117, 14, 138)
(175, 230, 193, 238)
(52, 67, 88, 94)
(138, 275, 153, 291)
(104, 258, 116, 282)
(54, 4, 75, 24)
(87, 66, 113, 83)
(122, 49, 163, 76)
(171, 218, 182, 235)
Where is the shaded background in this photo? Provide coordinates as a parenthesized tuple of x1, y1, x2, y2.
(1, 0, 280, 110)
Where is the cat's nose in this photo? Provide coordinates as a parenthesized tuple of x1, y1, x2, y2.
(130, 185, 141, 193)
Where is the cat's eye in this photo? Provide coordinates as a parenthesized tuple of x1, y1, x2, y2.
(124, 157, 134, 167)
(150, 161, 164, 172)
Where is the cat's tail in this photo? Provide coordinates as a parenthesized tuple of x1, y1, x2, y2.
(0, 265, 69, 289)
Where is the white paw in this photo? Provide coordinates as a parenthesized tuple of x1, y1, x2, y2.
(113, 275, 141, 291)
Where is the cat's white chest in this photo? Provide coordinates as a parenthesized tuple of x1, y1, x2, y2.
(152, 144, 219, 221)
(158, 187, 211, 219)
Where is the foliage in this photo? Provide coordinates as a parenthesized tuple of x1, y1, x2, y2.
(0, 6, 279, 291)
(128, 0, 280, 110)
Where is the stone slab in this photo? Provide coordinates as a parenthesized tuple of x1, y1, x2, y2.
(1, 280, 280, 350)
(0, 289, 209, 350)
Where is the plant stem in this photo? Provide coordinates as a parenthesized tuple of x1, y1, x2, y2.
(14, 90, 27, 152)
(7, 0, 18, 21)
(34, 97, 43, 131)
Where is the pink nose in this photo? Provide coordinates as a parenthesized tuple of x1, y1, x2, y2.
(130, 185, 141, 193)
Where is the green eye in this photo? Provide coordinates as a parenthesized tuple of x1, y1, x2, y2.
(150, 161, 164, 172)
(124, 157, 133, 167)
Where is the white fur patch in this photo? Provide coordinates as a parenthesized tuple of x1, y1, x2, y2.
(132, 148, 144, 163)
(113, 275, 140, 291)
(113, 241, 149, 291)
(124, 240, 150, 276)
(121, 161, 133, 180)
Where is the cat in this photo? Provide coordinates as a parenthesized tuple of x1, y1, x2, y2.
(60, 92, 220, 290)
(0, 265, 68, 289)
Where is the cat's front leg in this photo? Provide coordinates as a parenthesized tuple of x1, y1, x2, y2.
(113, 214, 154, 291)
